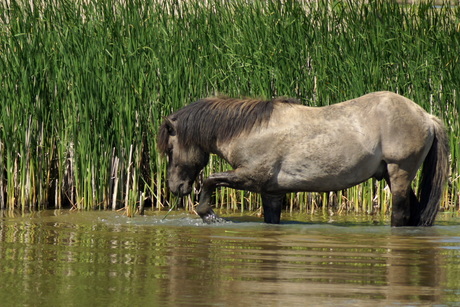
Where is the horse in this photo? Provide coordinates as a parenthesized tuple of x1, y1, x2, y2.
(158, 91, 449, 226)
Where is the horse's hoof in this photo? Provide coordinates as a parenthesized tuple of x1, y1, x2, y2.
(201, 214, 227, 224)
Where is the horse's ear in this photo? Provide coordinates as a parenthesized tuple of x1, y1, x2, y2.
(163, 117, 176, 136)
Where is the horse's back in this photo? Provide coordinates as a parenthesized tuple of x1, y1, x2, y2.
(309, 91, 435, 150)
(313, 91, 436, 164)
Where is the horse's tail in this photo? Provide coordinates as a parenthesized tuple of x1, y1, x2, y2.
(418, 116, 450, 226)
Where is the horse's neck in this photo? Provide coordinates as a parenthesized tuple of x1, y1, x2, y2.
(209, 141, 236, 167)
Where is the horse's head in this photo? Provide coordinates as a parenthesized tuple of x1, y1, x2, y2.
(158, 117, 209, 196)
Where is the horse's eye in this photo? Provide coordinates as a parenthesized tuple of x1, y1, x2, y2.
(167, 126, 176, 136)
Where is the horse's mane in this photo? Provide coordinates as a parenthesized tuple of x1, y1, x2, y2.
(158, 97, 299, 153)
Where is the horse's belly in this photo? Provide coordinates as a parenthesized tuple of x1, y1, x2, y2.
(272, 156, 382, 193)
(274, 173, 365, 192)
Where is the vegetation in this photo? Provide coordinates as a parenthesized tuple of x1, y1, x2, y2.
(0, 0, 459, 216)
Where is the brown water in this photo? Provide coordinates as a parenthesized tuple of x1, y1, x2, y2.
(1, 210, 460, 307)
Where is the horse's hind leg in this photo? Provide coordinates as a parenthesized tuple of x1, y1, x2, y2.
(261, 193, 284, 224)
(386, 163, 419, 226)
(393, 187, 422, 226)
(408, 188, 421, 225)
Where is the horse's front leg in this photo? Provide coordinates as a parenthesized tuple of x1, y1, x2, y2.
(261, 193, 285, 224)
(196, 171, 249, 224)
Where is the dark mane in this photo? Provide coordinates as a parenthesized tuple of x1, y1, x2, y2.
(158, 120, 171, 154)
(158, 97, 299, 153)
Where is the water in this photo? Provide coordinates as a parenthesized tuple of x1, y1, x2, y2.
(1, 210, 460, 307)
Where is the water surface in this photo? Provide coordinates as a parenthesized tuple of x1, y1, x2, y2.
(1, 210, 460, 306)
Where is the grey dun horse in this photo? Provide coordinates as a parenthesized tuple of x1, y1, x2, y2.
(158, 91, 449, 226)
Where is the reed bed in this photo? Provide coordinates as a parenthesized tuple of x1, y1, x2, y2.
(0, 0, 459, 216)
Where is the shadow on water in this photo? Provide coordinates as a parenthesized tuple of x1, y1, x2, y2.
(1, 209, 460, 306)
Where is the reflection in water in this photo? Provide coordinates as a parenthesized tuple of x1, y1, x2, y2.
(385, 230, 442, 303)
(0, 210, 459, 306)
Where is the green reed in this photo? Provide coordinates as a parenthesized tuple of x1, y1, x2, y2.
(0, 0, 459, 216)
